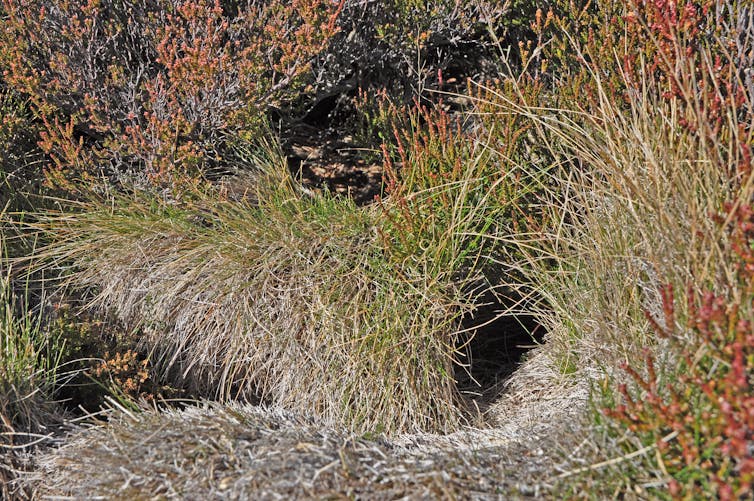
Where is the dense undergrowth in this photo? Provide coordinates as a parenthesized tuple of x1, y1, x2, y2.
(1, 0, 753, 498)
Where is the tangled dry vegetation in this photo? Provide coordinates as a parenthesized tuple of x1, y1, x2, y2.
(29, 401, 569, 498)
(27, 143, 477, 435)
(2, 0, 754, 499)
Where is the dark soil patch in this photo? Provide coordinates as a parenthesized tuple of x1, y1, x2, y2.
(455, 302, 545, 412)
(284, 122, 383, 205)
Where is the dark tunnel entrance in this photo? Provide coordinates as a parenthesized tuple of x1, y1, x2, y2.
(454, 300, 545, 410)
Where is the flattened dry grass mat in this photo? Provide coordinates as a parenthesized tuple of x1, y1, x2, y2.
(30, 402, 555, 499)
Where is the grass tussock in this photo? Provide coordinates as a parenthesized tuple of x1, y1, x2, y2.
(493, 84, 739, 373)
(482, 1, 754, 495)
(0, 239, 64, 500)
(20, 128, 525, 434)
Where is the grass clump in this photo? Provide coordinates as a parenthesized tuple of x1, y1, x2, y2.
(495, 77, 736, 373)
(0, 270, 60, 433)
(30, 401, 556, 499)
(0, 245, 64, 500)
(24, 121, 531, 433)
(479, 0, 754, 496)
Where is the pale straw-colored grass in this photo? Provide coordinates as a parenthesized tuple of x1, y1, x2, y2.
(30, 401, 558, 499)
(474, 16, 754, 494)
(21, 132, 524, 434)
(480, 63, 746, 377)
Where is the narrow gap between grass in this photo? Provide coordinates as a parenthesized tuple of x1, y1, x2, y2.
(455, 297, 544, 413)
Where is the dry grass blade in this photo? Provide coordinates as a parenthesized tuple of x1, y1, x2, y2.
(556, 431, 679, 480)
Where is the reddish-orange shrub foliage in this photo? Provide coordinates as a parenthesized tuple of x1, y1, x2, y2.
(622, 1, 752, 175)
(605, 202, 754, 499)
(549, 0, 752, 179)
(93, 349, 151, 400)
(0, 0, 342, 188)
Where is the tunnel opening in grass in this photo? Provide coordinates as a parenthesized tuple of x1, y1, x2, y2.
(455, 297, 545, 410)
